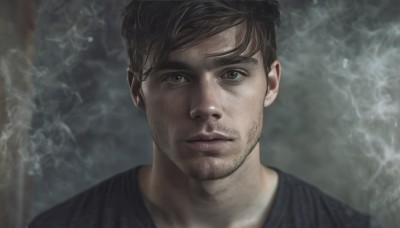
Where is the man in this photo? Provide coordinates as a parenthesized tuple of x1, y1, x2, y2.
(29, 1, 380, 227)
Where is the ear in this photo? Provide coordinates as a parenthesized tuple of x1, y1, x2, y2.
(127, 67, 146, 111)
(264, 60, 281, 107)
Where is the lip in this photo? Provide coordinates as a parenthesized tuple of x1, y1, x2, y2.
(186, 132, 232, 141)
(184, 132, 233, 152)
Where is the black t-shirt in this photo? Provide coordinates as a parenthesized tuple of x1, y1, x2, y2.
(29, 166, 381, 228)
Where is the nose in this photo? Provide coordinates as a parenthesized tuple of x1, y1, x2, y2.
(189, 79, 222, 121)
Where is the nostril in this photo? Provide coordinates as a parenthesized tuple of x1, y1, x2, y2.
(189, 108, 206, 120)
(189, 106, 222, 121)
(211, 112, 222, 119)
(189, 109, 201, 119)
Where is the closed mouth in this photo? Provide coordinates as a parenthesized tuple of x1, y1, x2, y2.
(185, 132, 233, 142)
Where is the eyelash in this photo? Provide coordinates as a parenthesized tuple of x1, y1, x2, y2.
(162, 73, 188, 84)
(221, 70, 247, 81)
(161, 69, 248, 84)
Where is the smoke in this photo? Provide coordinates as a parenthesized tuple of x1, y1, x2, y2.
(264, 0, 400, 226)
(0, 0, 149, 220)
(0, 0, 398, 227)
(0, 49, 34, 185)
(26, 0, 152, 215)
(29, 0, 103, 177)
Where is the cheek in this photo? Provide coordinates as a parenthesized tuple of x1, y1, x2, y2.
(226, 88, 265, 137)
(145, 94, 187, 129)
(227, 87, 266, 116)
(225, 72, 267, 106)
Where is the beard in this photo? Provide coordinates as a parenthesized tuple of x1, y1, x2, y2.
(151, 114, 264, 181)
(185, 117, 263, 181)
(149, 104, 264, 181)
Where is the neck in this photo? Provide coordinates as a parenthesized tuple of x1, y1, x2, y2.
(138, 143, 278, 227)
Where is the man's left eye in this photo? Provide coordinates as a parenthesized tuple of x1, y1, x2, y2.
(221, 70, 246, 81)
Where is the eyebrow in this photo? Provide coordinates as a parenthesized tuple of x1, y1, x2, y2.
(206, 56, 258, 70)
(149, 56, 258, 74)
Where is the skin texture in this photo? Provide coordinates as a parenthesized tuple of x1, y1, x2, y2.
(128, 25, 281, 227)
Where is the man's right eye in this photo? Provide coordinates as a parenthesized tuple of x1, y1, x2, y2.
(163, 73, 188, 84)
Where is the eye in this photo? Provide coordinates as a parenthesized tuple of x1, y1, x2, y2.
(163, 73, 188, 84)
(221, 70, 246, 81)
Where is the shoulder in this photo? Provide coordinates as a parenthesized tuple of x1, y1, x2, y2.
(28, 167, 150, 228)
(268, 168, 380, 228)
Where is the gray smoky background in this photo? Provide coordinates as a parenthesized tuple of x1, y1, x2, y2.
(0, 0, 399, 227)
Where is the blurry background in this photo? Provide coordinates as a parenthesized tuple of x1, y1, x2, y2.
(0, 0, 399, 227)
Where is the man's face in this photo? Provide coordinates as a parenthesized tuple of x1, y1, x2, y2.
(131, 25, 280, 180)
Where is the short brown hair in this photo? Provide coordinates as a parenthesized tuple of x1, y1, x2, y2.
(122, 0, 280, 80)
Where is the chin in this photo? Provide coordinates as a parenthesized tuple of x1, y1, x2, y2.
(179, 156, 245, 181)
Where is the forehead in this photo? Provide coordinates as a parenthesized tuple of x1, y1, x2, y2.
(144, 24, 261, 72)
(168, 24, 251, 62)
